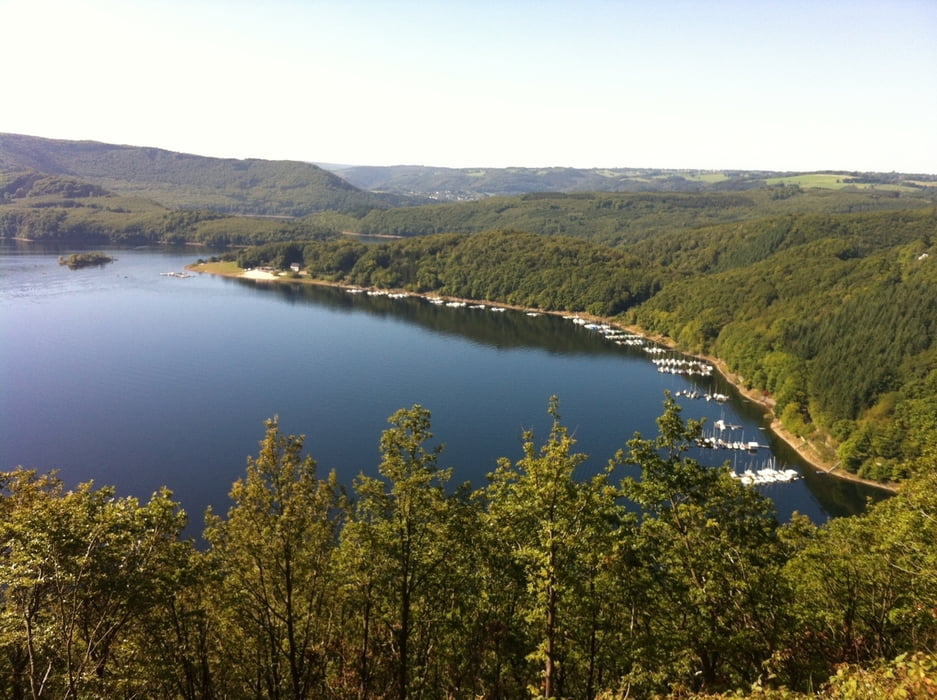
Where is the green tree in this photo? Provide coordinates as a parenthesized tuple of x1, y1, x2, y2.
(620, 395, 791, 694)
(0, 469, 188, 699)
(785, 470, 937, 680)
(203, 418, 346, 699)
(337, 405, 476, 699)
(137, 548, 218, 700)
(484, 396, 625, 699)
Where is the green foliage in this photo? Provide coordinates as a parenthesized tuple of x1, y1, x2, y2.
(4, 403, 937, 697)
(620, 395, 792, 695)
(627, 209, 936, 275)
(783, 470, 937, 690)
(240, 229, 668, 315)
(57, 251, 114, 268)
(203, 418, 346, 699)
(484, 396, 626, 699)
(337, 405, 481, 699)
(0, 469, 190, 699)
(351, 188, 932, 247)
(684, 653, 937, 699)
(821, 652, 937, 699)
(630, 208, 937, 480)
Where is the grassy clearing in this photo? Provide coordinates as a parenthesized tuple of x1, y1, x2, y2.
(765, 173, 932, 193)
(677, 172, 729, 184)
(765, 173, 851, 188)
(189, 260, 242, 276)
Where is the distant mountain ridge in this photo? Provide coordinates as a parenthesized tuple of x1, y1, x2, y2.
(327, 163, 937, 201)
(0, 133, 414, 217)
(4, 134, 932, 218)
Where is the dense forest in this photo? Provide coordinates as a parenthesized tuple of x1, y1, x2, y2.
(349, 188, 934, 246)
(233, 229, 670, 317)
(3, 400, 936, 699)
(627, 209, 937, 482)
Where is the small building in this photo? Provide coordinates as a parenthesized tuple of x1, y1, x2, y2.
(290, 263, 301, 272)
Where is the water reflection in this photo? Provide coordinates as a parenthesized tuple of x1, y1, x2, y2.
(224, 277, 642, 356)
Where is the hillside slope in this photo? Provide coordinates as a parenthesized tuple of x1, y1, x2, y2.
(627, 207, 937, 481)
(0, 170, 340, 246)
(0, 133, 408, 217)
(352, 188, 935, 247)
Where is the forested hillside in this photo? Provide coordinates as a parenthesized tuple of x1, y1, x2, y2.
(3, 403, 936, 698)
(351, 187, 933, 246)
(626, 208, 937, 481)
(0, 171, 339, 246)
(233, 229, 669, 317)
(0, 133, 411, 216)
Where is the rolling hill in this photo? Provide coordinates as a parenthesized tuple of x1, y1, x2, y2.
(328, 162, 937, 200)
(0, 133, 414, 217)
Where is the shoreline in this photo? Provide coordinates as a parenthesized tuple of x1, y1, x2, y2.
(189, 261, 897, 494)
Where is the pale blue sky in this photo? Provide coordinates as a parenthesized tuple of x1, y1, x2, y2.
(3, 0, 935, 172)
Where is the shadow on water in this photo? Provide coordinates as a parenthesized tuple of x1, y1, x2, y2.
(222, 276, 627, 356)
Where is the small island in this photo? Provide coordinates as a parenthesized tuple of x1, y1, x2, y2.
(58, 252, 115, 269)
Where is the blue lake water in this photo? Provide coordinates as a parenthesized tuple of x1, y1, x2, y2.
(0, 242, 886, 532)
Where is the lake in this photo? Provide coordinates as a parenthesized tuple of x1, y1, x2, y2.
(0, 242, 886, 532)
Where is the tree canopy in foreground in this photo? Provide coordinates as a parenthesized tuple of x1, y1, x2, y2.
(2, 398, 936, 699)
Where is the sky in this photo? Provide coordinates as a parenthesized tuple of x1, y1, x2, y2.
(3, 0, 936, 173)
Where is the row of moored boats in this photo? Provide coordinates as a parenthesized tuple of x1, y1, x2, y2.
(731, 465, 801, 485)
(350, 288, 508, 311)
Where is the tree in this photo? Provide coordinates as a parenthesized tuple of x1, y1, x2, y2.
(203, 418, 346, 699)
(132, 546, 218, 700)
(484, 396, 625, 699)
(0, 469, 188, 699)
(337, 405, 477, 699)
(620, 394, 791, 694)
(785, 469, 937, 680)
